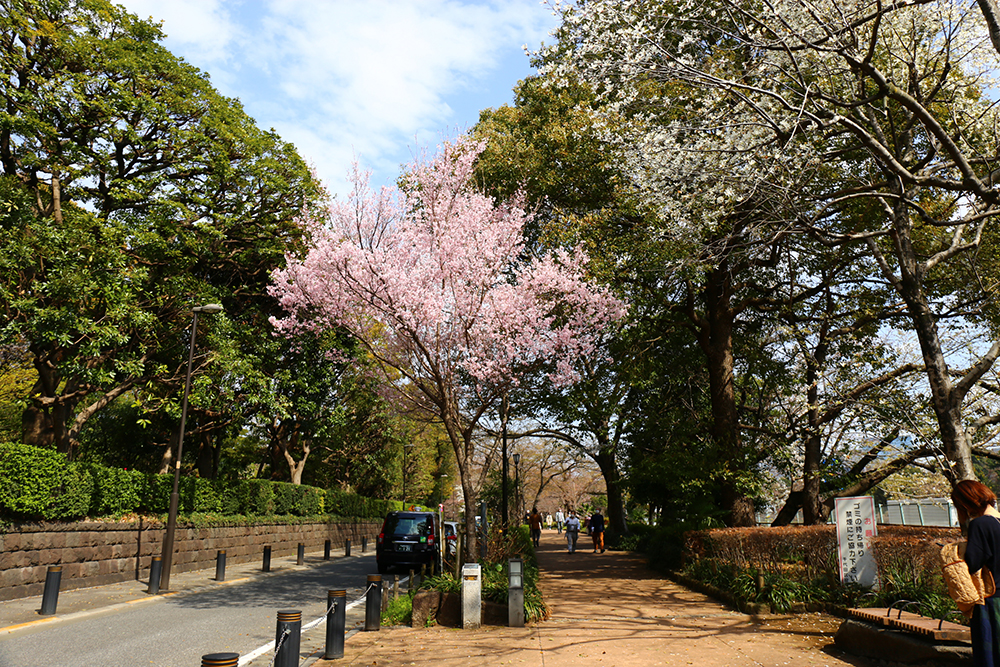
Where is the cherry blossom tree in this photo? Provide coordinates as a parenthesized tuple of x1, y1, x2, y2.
(270, 138, 626, 561)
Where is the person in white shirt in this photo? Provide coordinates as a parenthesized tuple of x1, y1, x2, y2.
(555, 508, 565, 534)
(564, 511, 581, 552)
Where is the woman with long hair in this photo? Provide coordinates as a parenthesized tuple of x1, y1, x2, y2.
(952, 479, 1000, 666)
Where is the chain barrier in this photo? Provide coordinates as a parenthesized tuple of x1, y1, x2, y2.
(266, 627, 291, 667)
(325, 598, 339, 617)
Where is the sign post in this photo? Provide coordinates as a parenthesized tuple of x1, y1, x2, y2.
(835, 496, 878, 587)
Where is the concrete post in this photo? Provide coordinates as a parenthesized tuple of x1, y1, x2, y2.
(461, 563, 482, 629)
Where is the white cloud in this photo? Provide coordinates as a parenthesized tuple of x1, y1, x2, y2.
(116, 0, 238, 65)
(114, 0, 557, 196)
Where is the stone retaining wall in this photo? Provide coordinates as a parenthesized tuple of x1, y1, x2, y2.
(0, 518, 380, 601)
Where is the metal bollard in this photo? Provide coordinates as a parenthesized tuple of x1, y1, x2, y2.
(364, 574, 381, 631)
(215, 550, 226, 582)
(345, 539, 351, 557)
(325, 589, 347, 660)
(274, 610, 302, 667)
(39, 566, 62, 615)
(324, 539, 331, 560)
(361, 536, 367, 553)
(297, 543, 305, 566)
(148, 556, 162, 595)
(263, 546, 271, 572)
(201, 652, 239, 667)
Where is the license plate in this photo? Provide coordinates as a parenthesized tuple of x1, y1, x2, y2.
(397, 544, 412, 552)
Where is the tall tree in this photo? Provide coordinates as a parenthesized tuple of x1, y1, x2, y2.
(270, 138, 626, 561)
(541, 0, 1000, 485)
(0, 0, 319, 456)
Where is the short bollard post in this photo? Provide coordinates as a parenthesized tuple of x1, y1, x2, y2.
(325, 589, 347, 660)
(345, 539, 351, 557)
(263, 546, 271, 572)
(364, 574, 381, 631)
(274, 610, 302, 667)
(324, 539, 331, 560)
(297, 543, 305, 565)
(39, 566, 62, 615)
(508, 558, 524, 628)
(362, 536, 367, 553)
(392, 575, 399, 600)
(215, 550, 227, 582)
(408, 569, 415, 592)
(148, 556, 163, 595)
(201, 652, 239, 667)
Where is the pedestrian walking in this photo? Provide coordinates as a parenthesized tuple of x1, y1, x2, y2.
(529, 507, 543, 547)
(555, 508, 565, 534)
(590, 509, 605, 553)
(565, 511, 581, 553)
(545, 512, 554, 530)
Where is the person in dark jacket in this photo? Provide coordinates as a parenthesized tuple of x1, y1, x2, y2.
(529, 507, 542, 547)
(589, 509, 605, 553)
(953, 479, 1000, 666)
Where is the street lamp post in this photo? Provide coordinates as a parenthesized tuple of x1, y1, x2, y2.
(159, 303, 223, 592)
(512, 453, 521, 522)
(500, 395, 509, 532)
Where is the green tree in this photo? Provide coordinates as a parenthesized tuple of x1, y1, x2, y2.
(0, 0, 320, 456)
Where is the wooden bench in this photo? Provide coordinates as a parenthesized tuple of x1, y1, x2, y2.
(848, 606, 970, 641)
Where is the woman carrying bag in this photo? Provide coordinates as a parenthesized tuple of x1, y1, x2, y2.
(951, 480, 1000, 666)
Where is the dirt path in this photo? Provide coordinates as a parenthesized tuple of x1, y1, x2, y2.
(315, 529, 866, 667)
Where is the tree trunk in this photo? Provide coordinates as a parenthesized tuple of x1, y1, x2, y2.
(802, 335, 826, 525)
(593, 448, 629, 536)
(693, 262, 755, 526)
(440, 406, 478, 563)
(771, 486, 804, 527)
(880, 203, 978, 482)
(197, 436, 215, 479)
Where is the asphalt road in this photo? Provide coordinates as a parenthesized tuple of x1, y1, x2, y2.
(0, 555, 381, 667)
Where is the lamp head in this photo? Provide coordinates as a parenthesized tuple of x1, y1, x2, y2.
(193, 303, 224, 314)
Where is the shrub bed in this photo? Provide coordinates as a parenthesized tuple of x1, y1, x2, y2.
(418, 524, 548, 624)
(678, 524, 961, 619)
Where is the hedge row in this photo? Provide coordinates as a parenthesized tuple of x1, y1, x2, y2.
(0, 442, 404, 521)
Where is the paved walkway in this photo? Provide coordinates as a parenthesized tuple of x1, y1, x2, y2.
(315, 530, 863, 667)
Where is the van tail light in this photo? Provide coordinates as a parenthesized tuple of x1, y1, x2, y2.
(378, 532, 384, 545)
(428, 534, 435, 546)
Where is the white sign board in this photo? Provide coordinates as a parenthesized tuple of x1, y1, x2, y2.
(835, 496, 878, 587)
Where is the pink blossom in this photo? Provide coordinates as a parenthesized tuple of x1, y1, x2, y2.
(270, 138, 627, 400)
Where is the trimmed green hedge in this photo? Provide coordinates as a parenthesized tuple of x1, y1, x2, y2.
(0, 443, 94, 520)
(0, 442, 395, 521)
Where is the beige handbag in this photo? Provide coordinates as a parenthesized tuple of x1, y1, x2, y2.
(940, 541, 995, 616)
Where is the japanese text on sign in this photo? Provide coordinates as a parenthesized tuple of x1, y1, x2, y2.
(835, 496, 878, 588)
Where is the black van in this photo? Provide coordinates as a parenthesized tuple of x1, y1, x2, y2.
(375, 511, 440, 574)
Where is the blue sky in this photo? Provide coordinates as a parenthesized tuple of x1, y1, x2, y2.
(115, 0, 560, 198)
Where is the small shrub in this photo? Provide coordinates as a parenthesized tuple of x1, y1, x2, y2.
(382, 592, 413, 626)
